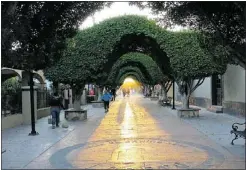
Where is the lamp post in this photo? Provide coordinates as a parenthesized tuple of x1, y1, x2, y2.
(29, 71, 39, 136)
(172, 79, 176, 110)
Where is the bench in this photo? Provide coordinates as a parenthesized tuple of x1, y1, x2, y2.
(230, 122, 245, 145)
(177, 108, 201, 118)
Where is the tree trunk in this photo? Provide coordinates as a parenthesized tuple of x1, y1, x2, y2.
(97, 87, 102, 101)
(74, 94, 81, 110)
(182, 94, 190, 109)
(81, 89, 86, 105)
(163, 89, 168, 101)
(159, 83, 167, 101)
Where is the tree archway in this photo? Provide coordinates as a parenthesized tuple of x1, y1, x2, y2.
(45, 15, 174, 84)
(118, 72, 145, 85)
(115, 66, 148, 84)
(107, 52, 164, 86)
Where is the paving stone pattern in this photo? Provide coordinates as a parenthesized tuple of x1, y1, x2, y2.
(1, 95, 245, 169)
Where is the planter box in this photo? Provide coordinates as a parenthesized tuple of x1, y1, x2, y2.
(177, 108, 200, 118)
(2, 114, 23, 130)
(150, 97, 159, 101)
(65, 109, 87, 121)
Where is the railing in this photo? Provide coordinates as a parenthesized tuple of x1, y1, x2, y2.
(37, 88, 52, 109)
(1, 91, 22, 117)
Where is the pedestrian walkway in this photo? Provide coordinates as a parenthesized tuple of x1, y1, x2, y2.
(166, 101, 245, 159)
(2, 96, 245, 169)
(1, 105, 106, 169)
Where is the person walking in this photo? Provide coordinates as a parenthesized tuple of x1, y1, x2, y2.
(101, 90, 112, 112)
(111, 88, 116, 101)
(49, 92, 64, 129)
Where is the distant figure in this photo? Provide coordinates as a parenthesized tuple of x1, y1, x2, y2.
(111, 88, 116, 101)
(126, 88, 130, 97)
(122, 89, 126, 97)
(101, 90, 112, 112)
(49, 92, 64, 129)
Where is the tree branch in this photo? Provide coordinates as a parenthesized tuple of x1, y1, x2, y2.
(190, 78, 205, 94)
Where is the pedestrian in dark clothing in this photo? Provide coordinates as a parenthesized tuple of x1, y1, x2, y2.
(111, 88, 116, 101)
(49, 92, 64, 129)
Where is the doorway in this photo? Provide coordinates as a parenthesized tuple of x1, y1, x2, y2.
(211, 74, 223, 106)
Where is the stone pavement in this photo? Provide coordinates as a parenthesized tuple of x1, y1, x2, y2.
(166, 101, 245, 159)
(2, 95, 245, 169)
(1, 105, 106, 169)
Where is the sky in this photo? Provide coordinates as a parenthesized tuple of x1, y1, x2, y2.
(79, 2, 184, 31)
(79, 2, 155, 29)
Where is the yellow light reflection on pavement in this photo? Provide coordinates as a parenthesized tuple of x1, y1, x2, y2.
(120, 102, 137, 138)
(72, 97, 208, 169)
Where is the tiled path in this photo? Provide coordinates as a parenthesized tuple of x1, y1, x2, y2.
(2, 96, 245, 169)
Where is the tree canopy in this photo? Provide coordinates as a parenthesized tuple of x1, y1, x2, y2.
(107, 52, 164, 85)
(115, 66, 148, 85)
(118, 73, 144, 85)
(131, 2, 246, 68)
(45, 15, 229, 90)
(1, 1, 107, 70)
(44, 15, 172, 84)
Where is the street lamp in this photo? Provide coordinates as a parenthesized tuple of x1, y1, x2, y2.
(172, 79, 176, 110)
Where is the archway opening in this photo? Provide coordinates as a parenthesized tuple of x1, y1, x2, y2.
(120, 77, 143, 96)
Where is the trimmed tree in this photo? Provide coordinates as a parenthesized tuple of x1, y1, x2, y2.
(166, 31, 229, 109)
(115, 66, 148, 85)
(131, 1, 246, 68)
(118, 73, 145, 85)
(45, 15, 229, 110)
(107, 52, 164, 86)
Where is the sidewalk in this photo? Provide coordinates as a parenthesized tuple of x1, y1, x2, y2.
(157, 100, 245, 159)
(1, 105, 106, 169)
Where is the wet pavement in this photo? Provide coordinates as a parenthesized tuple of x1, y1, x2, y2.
(2, 95, 245, 169)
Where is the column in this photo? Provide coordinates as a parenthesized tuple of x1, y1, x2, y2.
(22, 86, 38, 125)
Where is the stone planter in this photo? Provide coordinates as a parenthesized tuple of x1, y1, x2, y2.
(177, 108, 200, 118)
(65, 109, 87, 121)
(150, 96, 159, 101)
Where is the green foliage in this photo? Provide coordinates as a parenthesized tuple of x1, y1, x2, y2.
(158, 31, 228, 80)
(107, 52, 164, 85)
(115, 66, 147, 84)
(1, 77, 22, 113)
(118, 72, 144, 85)
(1, 77, 21, 95)
(44, 15, 171, 83)
(132, 1, 246, 68)
(45, 15, 229, 87)
(1, 1, 107, 70)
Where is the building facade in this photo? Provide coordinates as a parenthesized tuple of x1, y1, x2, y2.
(175, 64, 245, 117)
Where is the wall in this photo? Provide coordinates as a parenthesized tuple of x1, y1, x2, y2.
(190, 77, 212, 108)
(37, 107, 51, 119)
(1, 114, 23, 130)
(223, 64, 245, 116)
(167, 84, 173, 98)
(2, 107, 51, 130)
